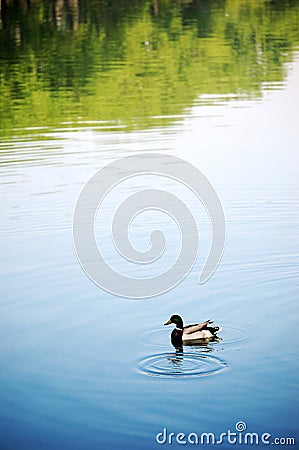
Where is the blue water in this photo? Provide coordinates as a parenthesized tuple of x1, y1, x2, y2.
(1, 50, 299, 450)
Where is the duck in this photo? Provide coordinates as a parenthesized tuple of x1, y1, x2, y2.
(164, 314, 222, 348)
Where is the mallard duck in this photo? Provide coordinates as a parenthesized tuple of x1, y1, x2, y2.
(164, 314, 222, 348)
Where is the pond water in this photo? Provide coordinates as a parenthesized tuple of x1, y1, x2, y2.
(0, 1, 299, 449)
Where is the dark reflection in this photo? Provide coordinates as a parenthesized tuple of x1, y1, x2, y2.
(167, 349, 184, 371)
(166, 341, 224, 376)
(0, 0, 299, 135)
(182, 0, 226, 38)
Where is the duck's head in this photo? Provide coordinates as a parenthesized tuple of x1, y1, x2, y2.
(164, 314, 184, 329)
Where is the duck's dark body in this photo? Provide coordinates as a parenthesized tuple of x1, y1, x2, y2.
(171, 327, 184, 348)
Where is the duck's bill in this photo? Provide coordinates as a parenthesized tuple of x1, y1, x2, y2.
(164, 319, 172, 325)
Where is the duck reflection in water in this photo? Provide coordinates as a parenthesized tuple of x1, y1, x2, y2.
(166, 342, 220, 375)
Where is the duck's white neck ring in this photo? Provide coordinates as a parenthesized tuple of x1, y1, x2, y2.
(175, 327, 183, 331)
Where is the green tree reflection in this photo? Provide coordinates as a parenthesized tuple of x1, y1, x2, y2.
(0, 0, 298, 135)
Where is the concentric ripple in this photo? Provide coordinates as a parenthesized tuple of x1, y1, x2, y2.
(219, 322, 254, 346)
(138, 352, 228, 378)
(141, 326, 173, 349)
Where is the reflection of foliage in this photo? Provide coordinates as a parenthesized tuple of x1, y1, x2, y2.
(0, 0, 298, 135)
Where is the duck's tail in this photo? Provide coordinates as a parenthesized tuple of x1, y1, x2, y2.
(207, 326, 222, 335)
